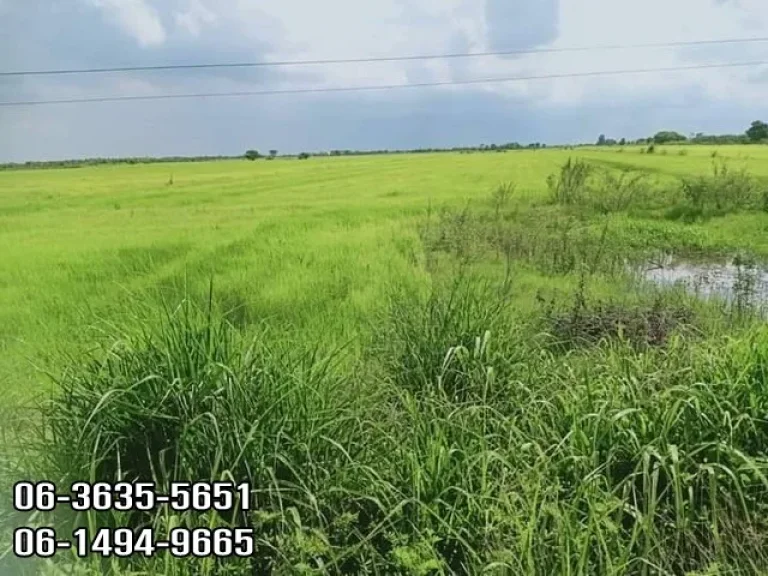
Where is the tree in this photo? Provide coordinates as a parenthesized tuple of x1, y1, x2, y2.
(597, 134, 607, 146)
(652, 131, 687, 144)
(298, 153, 310, 160)
(269, 150, 278, 159)
(244, 150, 260, 161)
(746, 120, 768, 142)
(619, 138, 626, 146)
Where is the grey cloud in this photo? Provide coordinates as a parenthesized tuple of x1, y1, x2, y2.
(4, 85, 768, 163)
(747, 67, 768, 83)
(679, 40, 768, 63)
(0, 0, 318, 103)
(484, 0, 559, 52)
(3, 0, 768, 163)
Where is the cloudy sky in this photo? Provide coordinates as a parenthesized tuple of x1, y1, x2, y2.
(2, 0, 768, 161)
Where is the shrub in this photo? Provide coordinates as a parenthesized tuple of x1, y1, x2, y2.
(680, 160, 760, 214)
(589, 169, 650, 214)
(547, 158, 592, 205)
(548, 160, 651, 215)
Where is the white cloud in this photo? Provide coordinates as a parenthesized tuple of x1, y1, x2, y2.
(86, 0, 166, 47)
(175, 0, 217, 36)
(515, 0, 768, 106)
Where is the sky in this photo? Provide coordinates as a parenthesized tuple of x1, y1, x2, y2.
(2, 0, 768, 162)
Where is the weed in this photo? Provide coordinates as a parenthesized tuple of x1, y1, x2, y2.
(731, 253, 759, 320)
(373, 272, 514, 400)
(418, 203, 484, 267)
(680, 160, 760, 214)
(540, 284, 697, 349)
(490, 181, 515, 218)
(589, 169, 650, 214)
(547, 158, 592, 205)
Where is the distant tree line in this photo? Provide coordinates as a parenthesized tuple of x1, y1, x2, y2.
(5, 120, 767, 170)
(261, 141, 550, 161)
(0, 155, 237, 171)
(244, 150, 279, 160)
(594, 120, 768, 148)
(322, 142, 544, 156)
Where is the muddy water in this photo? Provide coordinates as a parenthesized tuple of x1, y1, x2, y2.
(635, 256, 768, 309)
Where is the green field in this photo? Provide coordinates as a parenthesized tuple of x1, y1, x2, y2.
(3, 145, 768, 574)
(3, 145, 768, 393)
(0, 151, 561, 391)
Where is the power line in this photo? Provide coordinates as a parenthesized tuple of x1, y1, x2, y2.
(1, 60, 766, 108)
(2, 36, 768, 78)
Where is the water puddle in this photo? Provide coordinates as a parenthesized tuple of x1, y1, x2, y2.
(634, 255, 768, 311)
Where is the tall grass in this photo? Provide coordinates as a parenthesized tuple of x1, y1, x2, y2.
(23, 274, 768, 575)
(36, 295, 391, 574)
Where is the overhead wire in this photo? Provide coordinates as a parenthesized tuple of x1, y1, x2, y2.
(1, 36, 768, 78)
(1, 60, 766, 107)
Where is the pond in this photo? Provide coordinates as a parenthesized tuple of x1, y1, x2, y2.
(634, 255, 768, 312)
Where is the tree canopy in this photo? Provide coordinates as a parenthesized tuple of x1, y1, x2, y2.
(746, 120, 768, 142)
(652, 131, 687, 144)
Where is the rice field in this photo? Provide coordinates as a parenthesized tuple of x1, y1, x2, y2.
(2, 144, 768, 575)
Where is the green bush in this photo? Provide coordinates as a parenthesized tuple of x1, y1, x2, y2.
(681, 161, 761, 214)
(547, 160, 651, 215)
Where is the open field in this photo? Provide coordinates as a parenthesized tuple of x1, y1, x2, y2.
(3, 144, 768, 574)
(3, 145, 768, 394)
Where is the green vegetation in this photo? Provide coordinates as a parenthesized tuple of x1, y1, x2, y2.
(2, 145, 768, 574)
(653, 131, 688, 144)
(746, 121, 768, 143)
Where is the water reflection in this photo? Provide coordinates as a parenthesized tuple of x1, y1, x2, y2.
(636, 255, 768, 311)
